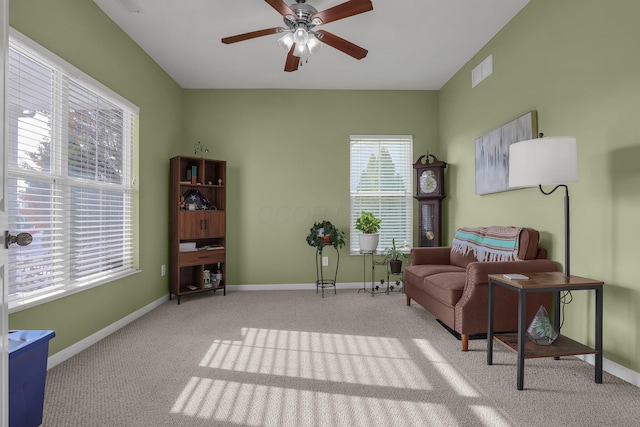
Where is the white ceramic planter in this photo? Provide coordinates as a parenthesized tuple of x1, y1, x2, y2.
(358, 233, 379, 253)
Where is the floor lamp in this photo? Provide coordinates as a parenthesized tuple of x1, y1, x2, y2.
(508, 136, 578, 279)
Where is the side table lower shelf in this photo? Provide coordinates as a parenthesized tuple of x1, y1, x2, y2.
(494, 333, 598, 359)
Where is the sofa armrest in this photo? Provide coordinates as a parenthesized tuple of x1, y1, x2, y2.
(410, 247, 452, 266)
(465, 259, 558, 286)
(454, 259, 558, 334)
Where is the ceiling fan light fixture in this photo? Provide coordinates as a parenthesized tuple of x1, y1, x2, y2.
(293, 42, 309, 58)
(278, 32, 294, 50)
(307, 33, 322, 54)
(293, 27, 309, 46)
(222, 0, 373, 72)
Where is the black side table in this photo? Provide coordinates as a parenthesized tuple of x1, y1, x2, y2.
(487, 271, 604, 390)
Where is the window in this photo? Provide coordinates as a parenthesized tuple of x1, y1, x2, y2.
(7, 29, 139, 311)
(349, 135, 413, 255)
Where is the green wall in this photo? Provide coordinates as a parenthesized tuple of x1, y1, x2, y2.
(8, 0, 183, 354)
(182, 89, 439, 285)
(6, 2, 439, 356)
(439, 0, 640, 372)
(7, 0, 639, 379)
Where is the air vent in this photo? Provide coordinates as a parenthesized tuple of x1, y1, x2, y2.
(472, 54, 493, 88)
(118, 0, 143, 13)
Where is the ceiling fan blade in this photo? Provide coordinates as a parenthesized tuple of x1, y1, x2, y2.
(316, 30, 368, 60)
(264, 0, 297, 18)
(221, 27, 284, 44)
(284, 45, 300, 72)
(311, 0, 373, 25)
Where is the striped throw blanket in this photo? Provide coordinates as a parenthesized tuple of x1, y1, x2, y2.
(451, 226, 522, 262)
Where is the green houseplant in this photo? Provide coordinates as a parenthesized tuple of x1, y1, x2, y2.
(384, 238, 408, 273)
(355, 211, 382, 234)
(355, 211, 382, 252)
(306, 220, 346, 251)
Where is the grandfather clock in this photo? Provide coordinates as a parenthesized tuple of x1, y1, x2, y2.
(413, 154, 447, 247)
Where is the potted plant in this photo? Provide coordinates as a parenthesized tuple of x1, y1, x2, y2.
(384, 238, 408, 273)
(355, 211, 382, 252)
(306, 220, 346, 252)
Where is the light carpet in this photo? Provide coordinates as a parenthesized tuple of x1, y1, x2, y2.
(43, 289, 639, 426)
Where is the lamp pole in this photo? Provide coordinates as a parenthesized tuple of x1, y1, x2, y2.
(539, 184, 570, 279)
(564, 186, 570, 279)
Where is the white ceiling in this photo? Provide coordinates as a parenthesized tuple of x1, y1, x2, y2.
(93, 0, 530, 90)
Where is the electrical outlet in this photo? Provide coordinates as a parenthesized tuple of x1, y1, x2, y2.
(322, 256, 329, 267)
(161, 264, 166, 276)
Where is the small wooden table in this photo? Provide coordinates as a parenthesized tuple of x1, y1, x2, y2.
(487, 271, 604, 390)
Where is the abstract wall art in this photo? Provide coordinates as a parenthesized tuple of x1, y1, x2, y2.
(475, 111, 538, 195)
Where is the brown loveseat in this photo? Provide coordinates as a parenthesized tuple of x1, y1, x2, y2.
(404, 227, 557, 351)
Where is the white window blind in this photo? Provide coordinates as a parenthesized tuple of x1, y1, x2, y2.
(349, 135, 413, 255)
(7, 29, 139, 311)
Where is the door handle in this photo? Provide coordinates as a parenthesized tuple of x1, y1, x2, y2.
(5, 231, 33, 249)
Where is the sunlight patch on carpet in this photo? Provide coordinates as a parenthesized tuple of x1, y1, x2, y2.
(171, 377, 457, 425)
(198, 327, 431, 389)
(413, 338, 480, 397)
(470, 405, 514, 426)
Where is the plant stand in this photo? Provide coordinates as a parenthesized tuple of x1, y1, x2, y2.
(358, 251, 386, 296)
(315, 246, 339, 298)
(358, 251, 404, 296)
(386, 263, 404, 294)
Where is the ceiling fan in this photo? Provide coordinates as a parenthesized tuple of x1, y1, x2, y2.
(221, 0, 373, 72)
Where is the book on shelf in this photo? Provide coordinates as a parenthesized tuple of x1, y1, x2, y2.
(198, 244, 224, 251)
(179, 242, 197, 252)
(503, 273, 529, 280)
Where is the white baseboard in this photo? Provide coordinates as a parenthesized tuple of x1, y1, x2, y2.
(46, 288, 640, 389)
(46, 284, 362, 369)
(575, 354, 640, 388)
(227, 282, 362, 291)
(47, 294, 168, 369)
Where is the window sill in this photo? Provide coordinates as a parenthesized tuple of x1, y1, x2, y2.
(8, 269, 141, 314)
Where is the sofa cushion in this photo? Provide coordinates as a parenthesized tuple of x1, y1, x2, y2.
(518, 228, 540, 260)
(421, 272, 467, 307)
(450, 249, 479, 268)
(404, 264, 465, 286)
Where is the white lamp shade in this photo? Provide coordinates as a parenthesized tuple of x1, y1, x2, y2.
(509, 136, 578, 188)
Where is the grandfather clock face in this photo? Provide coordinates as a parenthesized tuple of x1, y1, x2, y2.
(419, 170, 437, 194)
(413, 154, 447, 247)
(416, 167, 444, 197)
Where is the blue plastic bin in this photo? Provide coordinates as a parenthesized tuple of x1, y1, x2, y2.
(8, 330, 55, 427)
